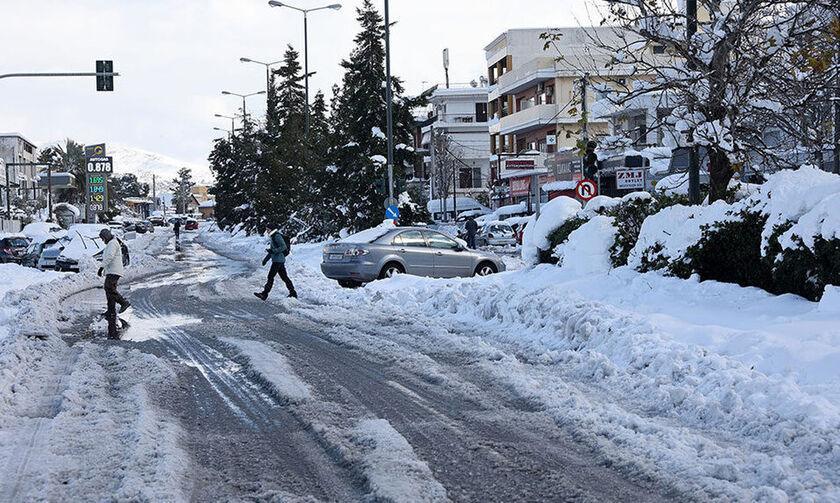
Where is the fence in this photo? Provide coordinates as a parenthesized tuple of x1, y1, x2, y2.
(0, 218, 22, 233)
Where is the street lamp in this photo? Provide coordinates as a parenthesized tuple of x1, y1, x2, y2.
(214, 113, 238, 132)
(268, 0, 341, 142)
(240, 57, 283, 101)
(221, 90, 266, 123)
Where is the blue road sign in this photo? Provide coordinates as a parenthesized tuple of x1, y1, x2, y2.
(385, 205, 400, 220)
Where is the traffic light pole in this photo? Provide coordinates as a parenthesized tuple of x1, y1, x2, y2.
(0, 71, 118, 80)
(384, 0, 396, 207)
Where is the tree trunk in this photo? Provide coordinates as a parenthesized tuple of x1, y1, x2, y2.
(708, 148, 733, 202)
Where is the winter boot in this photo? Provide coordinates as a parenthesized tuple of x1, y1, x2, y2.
(254, 292, 267, 301)
(288, 290, 298, 299)
(118, 301, 131, 314)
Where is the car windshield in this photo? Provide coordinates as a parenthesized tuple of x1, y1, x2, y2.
(7, 238, 29, 247)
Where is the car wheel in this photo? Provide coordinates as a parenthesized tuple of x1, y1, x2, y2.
(379, 262, 404, 280)
(338, 280, 361, 289)
(475, 262, 497, 277)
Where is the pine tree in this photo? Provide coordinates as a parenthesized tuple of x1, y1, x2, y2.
(171, 167, 195, 214)
(327, 0, 422, 232)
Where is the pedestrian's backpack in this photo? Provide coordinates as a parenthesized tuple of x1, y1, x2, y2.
(118, 238, 131, 267)
(280, 233, 292, 256)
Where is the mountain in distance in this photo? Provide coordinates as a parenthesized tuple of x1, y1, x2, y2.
(107, 143, 213, 185)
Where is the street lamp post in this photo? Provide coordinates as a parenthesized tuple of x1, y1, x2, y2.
(384, 0, 395, 206)
(221, 90, 266, 124)
(213, 127, 233, 141)
(240, 57, 283, 102)
(214, 113, 237, 133)
(268, 1, 341, 143)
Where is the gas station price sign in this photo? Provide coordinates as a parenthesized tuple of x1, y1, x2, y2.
(88, 173, 108, 212)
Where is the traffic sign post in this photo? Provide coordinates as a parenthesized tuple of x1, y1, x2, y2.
(575, 179, 598, 202)
(385, 205, 400, 221)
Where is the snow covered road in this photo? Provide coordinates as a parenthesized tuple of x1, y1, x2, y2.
(0, 232, 675, 501)
(2, 226, 837, 501)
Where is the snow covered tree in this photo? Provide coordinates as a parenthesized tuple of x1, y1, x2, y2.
(558, 0, 839, 201)
(327, 0, 422, 231)
(171, 167, 195, 214)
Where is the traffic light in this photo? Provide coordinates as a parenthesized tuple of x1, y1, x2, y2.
(584, 140, 598, 179)
(96, 60, 114, 92)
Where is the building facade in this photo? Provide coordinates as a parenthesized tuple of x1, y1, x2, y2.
(0, 133, 41, 209)
(416, 84, 491, 205)
(484, 28, 652, 207)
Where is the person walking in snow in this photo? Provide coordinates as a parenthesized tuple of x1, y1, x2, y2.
(465, 216, 479, 249)
(98, 228, 130, 339)
(254, 222, 297, 301)
(173, 217, 181, 241)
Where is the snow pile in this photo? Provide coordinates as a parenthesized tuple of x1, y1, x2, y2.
(351, 419, 448, 502)
(223, 338, 312, 403)
(553, 216, 616, 274)
(521, 196, 581, 264)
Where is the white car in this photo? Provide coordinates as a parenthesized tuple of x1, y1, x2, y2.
(54, 224, 108, 272)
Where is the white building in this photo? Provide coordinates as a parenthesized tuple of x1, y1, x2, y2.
(417, 83, 491, 202)
(0, 133, 41, 209)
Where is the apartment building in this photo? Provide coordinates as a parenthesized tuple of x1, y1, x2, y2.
(0, 133, 40, 209)
(484, 27, 650, 207)
(416, 83, 491, 201)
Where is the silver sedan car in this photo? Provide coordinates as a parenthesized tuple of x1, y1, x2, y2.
(321, 227, 507, 288)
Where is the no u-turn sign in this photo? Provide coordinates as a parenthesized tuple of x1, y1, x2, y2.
(575, 179, 598, 201)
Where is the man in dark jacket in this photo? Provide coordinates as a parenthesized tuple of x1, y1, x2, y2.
(254, 223, 297, 300)
(465, 216, 479, 249)
(173, 218, 181, 240)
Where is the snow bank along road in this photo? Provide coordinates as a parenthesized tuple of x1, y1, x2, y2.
(3, 225, 838, 501)
(0, 231, 678, 502)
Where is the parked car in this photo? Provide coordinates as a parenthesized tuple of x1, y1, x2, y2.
(54, 224, 108, 272)
(168, 217, 183, 226)
(0, 234, 31, 264)
(122, 221, 137, 233)
(38, 236, 70, 270)
(22, 237, 60, 268)
(185, 218, 198, 231)
(476, 222, 517, 247)
(133, 220, 150, 234)
(149, 216, 167, 227)
(321, 227, 506, 288)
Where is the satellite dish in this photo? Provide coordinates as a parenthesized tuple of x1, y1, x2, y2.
(470, 80, 478, 88)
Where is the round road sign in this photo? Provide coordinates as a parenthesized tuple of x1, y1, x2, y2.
(575, 179, 598, 201)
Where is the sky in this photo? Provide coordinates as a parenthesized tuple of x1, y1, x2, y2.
(0, 0, 601, 174)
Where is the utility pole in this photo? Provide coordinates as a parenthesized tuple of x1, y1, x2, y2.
(443, 48, 450, 89)
(384, 0, 395, 208)
(3, 160, 9, 219)
(429, 126, 436, 204)
(46, 163, 53, 222)
(834, 36, 840, 174)
(152, 174, 157, 213)
(581, 73, 589, 144)
(686, 0, 701, 204)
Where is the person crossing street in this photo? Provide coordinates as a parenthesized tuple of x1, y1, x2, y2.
(98, 228, 130, 339)
(254, 223, 297, 301)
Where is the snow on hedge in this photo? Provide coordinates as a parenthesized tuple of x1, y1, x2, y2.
(553, 215, 616, 275)
(521, 196, 581, 264)
(631, 166, 840, 268)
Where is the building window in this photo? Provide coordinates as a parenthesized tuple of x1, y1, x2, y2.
(459, 167, 483, 189)
(475, 102, 488, 123)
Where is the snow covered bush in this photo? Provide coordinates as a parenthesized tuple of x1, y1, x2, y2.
(542, 216, 589, 265)
(632, 167, 840, 301)
(521, 197, 581, 264)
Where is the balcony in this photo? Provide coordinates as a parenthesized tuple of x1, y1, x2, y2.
(497, 57, 556, 95)
(499, 104, 561, 135)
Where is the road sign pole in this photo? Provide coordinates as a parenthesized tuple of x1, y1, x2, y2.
(533, 174, 541, 220)
(384, 0, 395, 207)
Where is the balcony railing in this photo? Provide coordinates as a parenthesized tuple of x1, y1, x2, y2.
(499, 104, 561, 135)
(497, 57, 556, 95)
